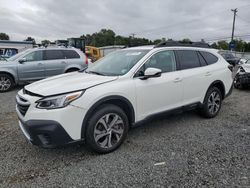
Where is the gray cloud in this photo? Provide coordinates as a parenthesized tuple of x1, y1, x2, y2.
(0, 0, 250, 43)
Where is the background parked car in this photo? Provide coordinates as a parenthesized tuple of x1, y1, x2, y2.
(218, 51, 241, 66)
(0, 47, 88, 92)
(234, 59, 250, 89)
(0, 56, 6, 61)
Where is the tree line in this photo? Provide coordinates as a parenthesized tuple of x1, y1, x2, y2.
(1, 29, 250, 52)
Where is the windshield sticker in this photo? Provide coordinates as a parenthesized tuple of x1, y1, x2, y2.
(125, 52, 142, 56)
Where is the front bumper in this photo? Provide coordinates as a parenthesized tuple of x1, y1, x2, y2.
(18, 119, 82, 148)
(237, 73, 250, 85)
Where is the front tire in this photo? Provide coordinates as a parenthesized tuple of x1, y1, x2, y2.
(200, 87, 222, 118)
(234, 75, 244, 89)
(0, 74, 14, 93)
(85, 104, 129, 154)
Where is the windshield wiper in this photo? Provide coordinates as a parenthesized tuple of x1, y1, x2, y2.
(85, 70, 106, 76)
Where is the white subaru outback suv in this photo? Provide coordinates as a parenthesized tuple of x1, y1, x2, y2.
(16, 42, 233, 153)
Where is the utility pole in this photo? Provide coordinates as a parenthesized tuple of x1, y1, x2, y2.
(231, 8, 238, 43)
(130, 33, 136, 39)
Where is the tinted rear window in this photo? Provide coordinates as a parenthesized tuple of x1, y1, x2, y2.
(63, 50, 80, 59)
(200, 51, 218, 65)
(45, 50, 64, 60)
(176, 50, 200, 70)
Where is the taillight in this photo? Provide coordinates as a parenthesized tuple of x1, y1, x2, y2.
(85, 55, 88, 65)
(228, 65, 233, 72)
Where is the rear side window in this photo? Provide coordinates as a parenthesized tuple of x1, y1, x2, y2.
(197, 52, 207, 66)
(63, 50, 80, 59)
(176, 50, 200, 70)
(44, 50, 64, 60)
(200, 51, 218, 65)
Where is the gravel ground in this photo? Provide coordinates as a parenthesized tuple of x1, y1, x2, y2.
(0, 87, 249, 187)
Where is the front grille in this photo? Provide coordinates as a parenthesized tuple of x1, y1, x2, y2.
(16, 95, 30, 116)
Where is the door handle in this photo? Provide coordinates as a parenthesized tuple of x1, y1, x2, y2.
(173, 78, 182, 83)
(61, 61, 67, 64)
(205, 72, 212, 76)
(38, 63, 43, 66)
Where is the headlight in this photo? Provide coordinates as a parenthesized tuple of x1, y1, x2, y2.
(36, 91, 84, 109)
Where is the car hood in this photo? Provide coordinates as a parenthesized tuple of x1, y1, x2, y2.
(0, 61, 14, 66)
(25, 72, 118, 96)
(242, 64, 250, 72)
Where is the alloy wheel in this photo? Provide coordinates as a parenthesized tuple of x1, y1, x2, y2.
(0, 76, 11, 91)
(94, 113, 124, 149)
(208, 91, 221, 115)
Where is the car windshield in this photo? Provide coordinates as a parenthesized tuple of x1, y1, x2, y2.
(86, 49, 149, 76)
(7, 49, 31, 62)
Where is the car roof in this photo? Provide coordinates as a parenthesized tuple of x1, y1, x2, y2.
(34, 46, 78, 51)
(123, 46, 154, 50)
(124, 45, 218, 53)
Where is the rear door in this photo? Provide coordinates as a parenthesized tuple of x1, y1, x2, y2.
(44, 50, 66, 77)
(175, 50, 207, 105)
(62, 49, 83, 68)
(17, 50, 45, 81)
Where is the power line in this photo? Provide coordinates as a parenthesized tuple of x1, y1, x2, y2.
(205, 33, 250, 42)
(131, 4, 250, 37)
(237, 15, 250, 25)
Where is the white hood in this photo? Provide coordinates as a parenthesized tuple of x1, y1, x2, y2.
(25, 72, 118, 96)
(242, 64, 250, 73)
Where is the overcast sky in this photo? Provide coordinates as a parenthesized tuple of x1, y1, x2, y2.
(0, 0, 250, 43)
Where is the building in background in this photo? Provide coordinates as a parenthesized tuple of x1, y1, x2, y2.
(0, 40, 33, 58)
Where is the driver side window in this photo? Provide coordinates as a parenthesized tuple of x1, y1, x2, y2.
(135, 50, 176, 77)
(23, 51, 43, 62)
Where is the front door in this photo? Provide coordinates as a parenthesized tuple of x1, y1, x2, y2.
(17, 50, 45, 81)
(134, 50, 182, 121)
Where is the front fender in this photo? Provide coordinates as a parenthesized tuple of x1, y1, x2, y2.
(0, 67, 18, 83)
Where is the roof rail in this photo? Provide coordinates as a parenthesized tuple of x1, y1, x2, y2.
(154, 41, 211, 48)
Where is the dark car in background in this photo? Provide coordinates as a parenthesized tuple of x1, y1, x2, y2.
(218, 51, 241, 66)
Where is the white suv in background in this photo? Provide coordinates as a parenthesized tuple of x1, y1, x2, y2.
(16, 42, 233, 154)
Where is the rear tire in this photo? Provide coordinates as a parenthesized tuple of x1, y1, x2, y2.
(200, 87, 222, 118)
(85, 104, 129, 154)
(0, 74, 14, 93)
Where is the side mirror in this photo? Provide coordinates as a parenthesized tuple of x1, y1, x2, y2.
(141, 68, 162, 80)
(18, 58, 27, 64)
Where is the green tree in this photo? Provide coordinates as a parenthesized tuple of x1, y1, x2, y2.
(217, 40, 228, 50)
(41, 40, 51, 46)
(234, 39, 245, 52)
(91, 29, 116, 47)
(153, 39, 162, 45)
(24, 37, 36, 45)
(0, 33, 9, 40)
(181, 38, 191, 43)
(211, 42, 218, 49)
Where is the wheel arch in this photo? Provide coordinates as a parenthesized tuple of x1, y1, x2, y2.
(65, 67, 80, 73)
(81, 95, 135, 139)
(0, 71, 16, 84)
(64, 65, 82, 73)
(205, 80, 226, 101)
